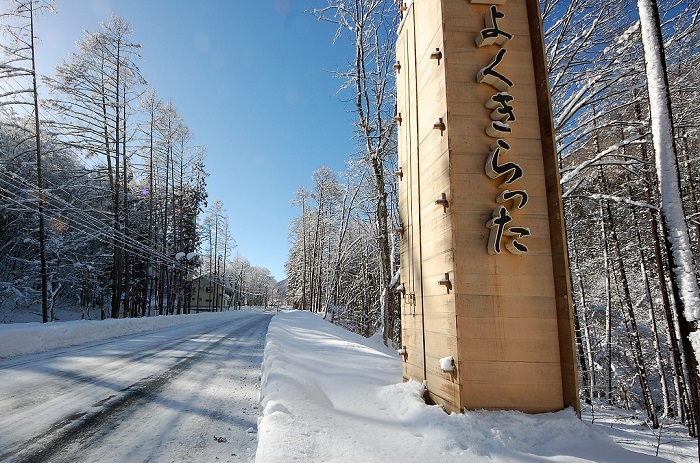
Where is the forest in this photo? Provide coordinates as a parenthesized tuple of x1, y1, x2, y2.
(282, 0, 700, 440)
(0, 2, 278, 322)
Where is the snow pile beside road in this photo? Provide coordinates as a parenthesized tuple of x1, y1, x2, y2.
(378, 380, 659, 462)
(0, 310, 254, 359)
(257, 311, 692, 462)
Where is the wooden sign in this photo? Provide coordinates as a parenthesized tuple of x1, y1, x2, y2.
(396, 0, 579, 414)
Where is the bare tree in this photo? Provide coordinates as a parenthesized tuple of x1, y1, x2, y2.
(0, 0, 55, 321)
(312, 0, 400, 344)
(45, 14, 143, 318)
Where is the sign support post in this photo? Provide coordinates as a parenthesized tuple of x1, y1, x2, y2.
(396, 0, 579, 414)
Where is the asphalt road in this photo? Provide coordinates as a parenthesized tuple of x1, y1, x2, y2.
(0, 311, 273, 463)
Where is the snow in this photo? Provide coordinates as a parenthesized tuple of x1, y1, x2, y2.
(0, 309, 696, 461)
(439, 354, 455, 371)
(256, 311, 696, 463)
(0, 309, 272, 462)
(0, 310, 243, 358)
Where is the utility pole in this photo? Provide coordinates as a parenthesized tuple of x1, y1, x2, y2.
(28, 0, 49, 323)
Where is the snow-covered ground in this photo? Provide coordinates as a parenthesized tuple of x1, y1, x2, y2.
(0, 309, 696, 462)
(0, 309, 273, 462)
(0, 308, 259, 358)
(256, 311, 697, 463)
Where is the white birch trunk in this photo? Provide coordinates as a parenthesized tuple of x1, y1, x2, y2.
(637, 0, 700, 323)
(637, 0, 700, 443)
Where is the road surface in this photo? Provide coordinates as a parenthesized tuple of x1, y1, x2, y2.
(0, 310, 273, 462)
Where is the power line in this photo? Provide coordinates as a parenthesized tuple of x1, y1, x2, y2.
(0, 178, 274, 298)
(0, 172, 177, 265)
(0, 171, 252, 289)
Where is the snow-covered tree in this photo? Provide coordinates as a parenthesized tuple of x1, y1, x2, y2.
(0, 0, 56, 321)
(311, 0, 400, 345)
(542, 0, 699, 434)
(636, 0, 700, 449)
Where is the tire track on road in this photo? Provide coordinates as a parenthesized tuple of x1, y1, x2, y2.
(2, 313, 272, 463)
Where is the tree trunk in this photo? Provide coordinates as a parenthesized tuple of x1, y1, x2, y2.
(637, 94, 693, 425)
(679, 131, 700, 250)
(637, 0, 700, 445)
(28, 0, 49, 323)
(570, 238, 593, 405)
(605, 199, 659, 429)
(632, 202, 672, 417)
(600, 199, 614, 404)
(122, 90, 131, 318)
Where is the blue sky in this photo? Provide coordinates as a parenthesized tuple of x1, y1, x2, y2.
(34, 0, 357, 281)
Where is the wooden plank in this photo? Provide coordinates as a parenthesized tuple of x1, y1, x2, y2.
(451, 171, 549, 200)
(416, 45, 447, 89)
(462, 382, 564, 413)
(450, 172, 550, 203)
(450, 137, 550, 160)
(421, 278, 454, 302)
(402, 337, 424, 356)
(419, 293, 455, 316)
(425, 370, 461, 413)
(447, 67, 540, 106)
(461, 359, 564, 387)
(402, 334, 424, 357)
(417, 104, 448, 148)
(453, 236, 557, 262)
(450, 192, 551, 218)
(423, 331, 458, 356)
(450, 270, 557, 298)
(416, 153, 450, 196)
(442, 0, 530, 33)
(525, 0, 579, 415)
(449, 137, 552, 171)
(454, 293, 558, 319)
(399, 7, 422, 391)
(413, 0, 444, 60)
(449, 206, 552, 231)
(458, 335, 561, 364)
(452, 232, 557, 261)
(446, 113, 545, 143)
(426, 354, 462, 381)
(422, 310, 458, 334)
(420, 246, 454, 271)
(456, 316, 562, 363)
(420, 254, 455, 280)
(403, 358, 426, 382)
(421, 338, 462, 408)
(420, 240, 454, 263)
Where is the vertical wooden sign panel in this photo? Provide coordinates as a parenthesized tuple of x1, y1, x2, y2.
(397, 0, 579, 414)
(397, 8, 427, 387)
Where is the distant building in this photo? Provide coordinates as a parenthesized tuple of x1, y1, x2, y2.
(190, 275, 227, 311)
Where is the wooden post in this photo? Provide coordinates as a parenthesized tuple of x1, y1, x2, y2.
(397, 0, 579, 415)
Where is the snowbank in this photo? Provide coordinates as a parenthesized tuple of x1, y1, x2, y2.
(256, 311, 689, 462)
(1, 309, 693, 461)
(0, 310, 258, 359)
